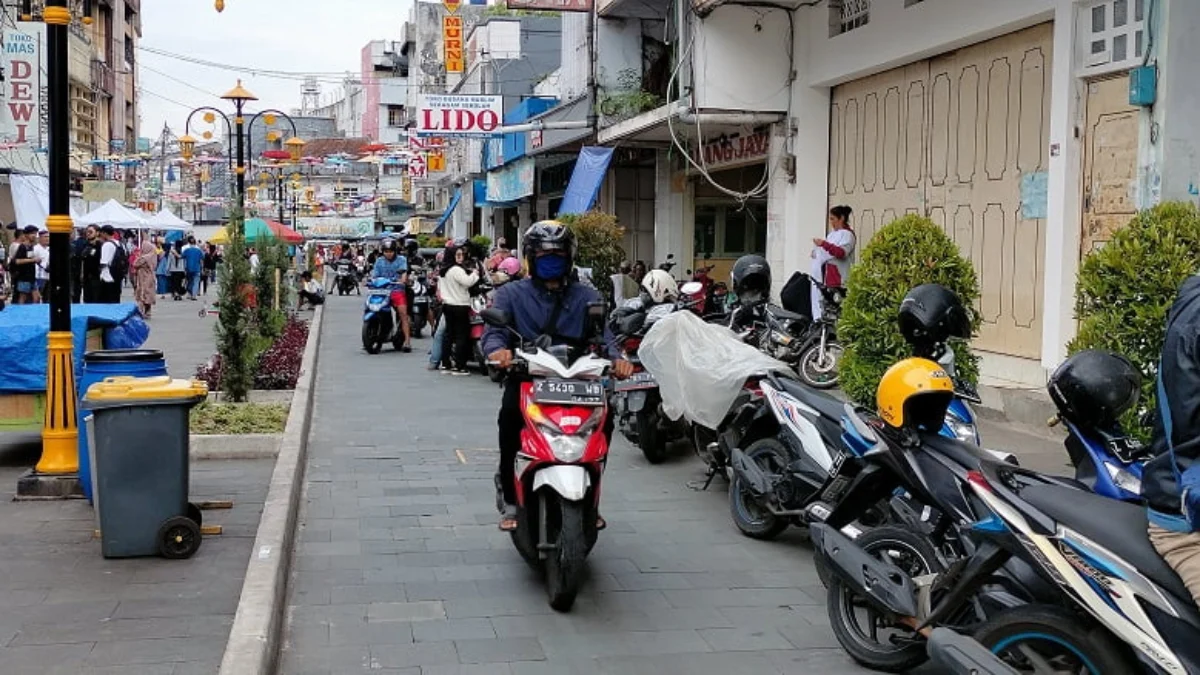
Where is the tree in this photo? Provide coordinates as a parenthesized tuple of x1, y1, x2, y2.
(558, 211, 626, 297)
(838, 215, 982, 406)
(214, 204, 256, 402)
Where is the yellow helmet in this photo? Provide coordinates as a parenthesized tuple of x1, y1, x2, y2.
(877, 358, 955, 431)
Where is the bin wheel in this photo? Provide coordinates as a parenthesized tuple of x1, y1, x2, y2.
(187, 503, 203, 529)
(198, 308, 206, 318)
(157, 516, 202, 559)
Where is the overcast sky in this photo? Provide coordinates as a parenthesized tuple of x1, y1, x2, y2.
(139, 0, 413, 142)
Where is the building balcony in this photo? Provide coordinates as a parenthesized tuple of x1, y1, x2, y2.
(91, 60, 115, 97)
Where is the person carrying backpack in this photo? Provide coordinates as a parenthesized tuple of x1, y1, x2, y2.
(97, 225, 126, 303)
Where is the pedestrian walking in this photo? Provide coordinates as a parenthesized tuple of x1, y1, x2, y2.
(33, 229, 49, 302)
(96, 225, 124, 303)
(133, 240, 157, 318)
(439, 244, 480, 375)
(169, 241, 186, 301)
(155, 237, 170, 297)
(202, 243, 217, 295)
(77, 225, 101, 303)
(8, 225, 40, 304)
(183, 236, 204, 300)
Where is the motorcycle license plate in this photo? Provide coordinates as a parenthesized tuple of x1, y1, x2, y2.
(533, 379, 605, 406)
(615, 371, 656, 392)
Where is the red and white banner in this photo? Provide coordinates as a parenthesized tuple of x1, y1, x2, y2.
(417, 94, 503, 138)
(408, 153, 427, 179)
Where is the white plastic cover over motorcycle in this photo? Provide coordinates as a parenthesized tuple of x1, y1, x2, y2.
(638, 311, 788, 429)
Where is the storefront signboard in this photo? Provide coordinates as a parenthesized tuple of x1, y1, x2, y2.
(296, 217, 376, 239)
(692, 129, 770, 172)
(417, 94, 503, 137)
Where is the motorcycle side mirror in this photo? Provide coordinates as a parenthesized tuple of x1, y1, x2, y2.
(481, 308, 512, 328)
(680, 281, 703, 296)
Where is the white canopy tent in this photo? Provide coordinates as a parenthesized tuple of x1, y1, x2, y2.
(144, 209, 191, 231)
(75, 199, 148, 229)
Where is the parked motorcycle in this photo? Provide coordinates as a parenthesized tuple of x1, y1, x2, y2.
(609, 282, 704, 464)
(482, 304, 612, 612)
(730, 279, 845, 389)
(335, 260, 359, 296)
(361, 278, 407, 354)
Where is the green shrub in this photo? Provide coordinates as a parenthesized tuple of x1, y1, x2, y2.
(558, 211, 626, 296)
(838, 215, 982, 406)
(1071, 201, 1200, 439)
(470, 234, 492, 251)
(418, 234, 447, 249)
(190, 402, 289, 435)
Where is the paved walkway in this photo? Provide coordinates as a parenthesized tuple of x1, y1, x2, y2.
(0, 292, 269, 674)
(280, 294, 883, 675)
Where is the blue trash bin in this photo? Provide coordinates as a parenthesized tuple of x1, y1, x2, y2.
(78, 349, 167, 503)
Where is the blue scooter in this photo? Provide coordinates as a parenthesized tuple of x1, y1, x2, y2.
(362, 277, 405, 354)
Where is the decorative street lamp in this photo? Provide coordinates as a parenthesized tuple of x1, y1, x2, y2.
(19, 0, 82, 496)
(180, 82, 305, 233)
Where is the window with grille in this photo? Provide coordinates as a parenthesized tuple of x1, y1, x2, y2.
(387, 106, 406, 127)
(1081, 0, 1148, 71)
(830, 0, 870, 37)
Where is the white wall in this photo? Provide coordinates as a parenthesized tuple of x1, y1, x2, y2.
(597, 18, 643, 95)
(654, 150, 692, 268)
(691, 5, 791, 112)
(801, 0, 1055, 87)
(559, 13, 590, 100)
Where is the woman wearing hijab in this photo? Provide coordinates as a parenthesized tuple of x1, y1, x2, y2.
(169, 240, 187, 301)
(133, 240, 158, 318)
(155, 237, 170, 298)
(439, 244, 480, 375)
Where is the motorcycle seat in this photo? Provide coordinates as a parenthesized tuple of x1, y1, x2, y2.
(1020, 483, 1193, 604)
(775, 377, 847, 422)
(766, 304, 810, 323)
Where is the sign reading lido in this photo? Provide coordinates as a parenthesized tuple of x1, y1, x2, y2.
(417, 95, 502, 137)
(506, 0, 592, 11)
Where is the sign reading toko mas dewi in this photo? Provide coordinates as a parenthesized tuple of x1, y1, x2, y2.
(417, 95, 503, 138)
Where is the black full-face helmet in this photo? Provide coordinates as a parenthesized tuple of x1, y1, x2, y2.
(731, 255, 771, 306)
(522, 220, 577, 280)
(898, 284, 972, 356)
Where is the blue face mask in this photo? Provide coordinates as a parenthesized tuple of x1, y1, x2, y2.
(533, 254, 569, 280)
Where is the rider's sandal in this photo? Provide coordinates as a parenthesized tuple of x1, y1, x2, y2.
(596, 516, 607, 531)
(499, 506, 519, 531)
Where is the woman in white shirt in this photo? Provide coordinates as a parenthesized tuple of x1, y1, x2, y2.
(438, 244, 480, 375)
(810, 205, 856, 320)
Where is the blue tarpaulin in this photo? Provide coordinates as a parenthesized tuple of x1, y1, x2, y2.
(0, 303, 147, 393)
(434, 188, 463, 236)
(558, 147, 614, 215)
(474, 179, 516, 208)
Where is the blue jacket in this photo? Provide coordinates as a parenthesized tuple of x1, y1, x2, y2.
(481, 278, 618, 359)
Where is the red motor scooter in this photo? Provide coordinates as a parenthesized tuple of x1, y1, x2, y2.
(483, 304, 612, 612)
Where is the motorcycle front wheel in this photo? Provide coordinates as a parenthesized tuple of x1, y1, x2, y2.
(545, 499, 587, 612)
(362, 320, 383, 354)
(798, 340, 843, 390)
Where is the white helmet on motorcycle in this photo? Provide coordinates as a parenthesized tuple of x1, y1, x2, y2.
(641, 269, 680, 304)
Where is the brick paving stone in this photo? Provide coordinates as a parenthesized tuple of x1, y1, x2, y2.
(279, 295, 875, 675)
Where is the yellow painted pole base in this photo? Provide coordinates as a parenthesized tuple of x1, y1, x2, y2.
(38, 331, 78, 475)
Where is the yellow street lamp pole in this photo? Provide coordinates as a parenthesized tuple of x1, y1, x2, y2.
(19, 0, 80, 496)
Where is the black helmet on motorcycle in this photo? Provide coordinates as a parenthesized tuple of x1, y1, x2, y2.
(731, 254, 771, 305)
(523, 220, 576, 281)
(380, 238, 399, 255)
(1048, 350, 1141, 431)
(898, 284, 972, 356)
(404, 237, 420, 256)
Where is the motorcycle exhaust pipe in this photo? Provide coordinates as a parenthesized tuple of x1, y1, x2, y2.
(729, 448, 770, 497)
(809, 524, 919, 618)
(927, 629, 1016, 675)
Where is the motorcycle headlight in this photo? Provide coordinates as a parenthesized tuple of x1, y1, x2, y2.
(545, 431, 587, 463)
(944, 416, 978, 444)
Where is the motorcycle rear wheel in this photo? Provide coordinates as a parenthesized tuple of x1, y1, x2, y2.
(798, 341, 843, 390)
(729, 438, 791, 540)
(828, 526, 943, 673)
(635, 405, 667, 465)
(546, 499, 587, 612)
(974, 605, 1133, 675)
